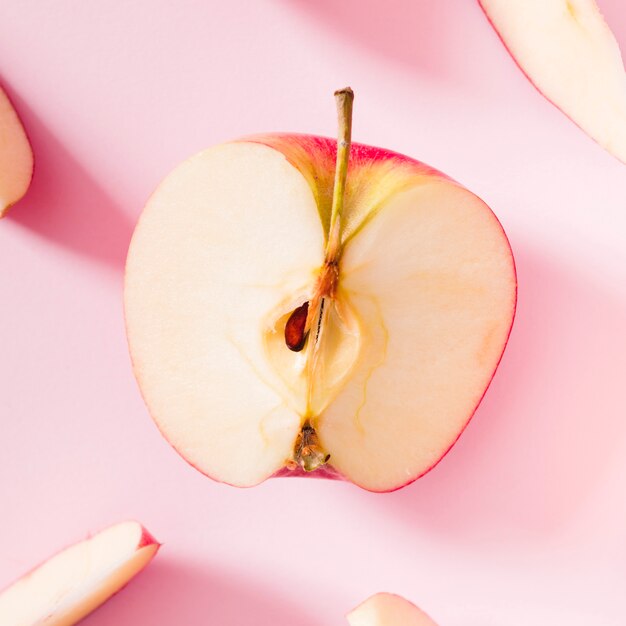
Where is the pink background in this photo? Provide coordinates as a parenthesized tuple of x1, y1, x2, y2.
(1, 1, 626, 624)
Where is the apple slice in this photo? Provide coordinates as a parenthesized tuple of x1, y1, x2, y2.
(347, 593, 438, 626)
(0, 86, 34, 217)
(479, 0, 626, 163)
(0, 521, 159, 626)
(125, 89, 516, 492)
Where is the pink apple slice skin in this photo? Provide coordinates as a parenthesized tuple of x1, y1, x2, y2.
(347, 593, 438, 626)
(479, 0, 626, 164)
(0, 521, 159, 626)
(125, 133, 516, 493)
(0, 87, 34, 217)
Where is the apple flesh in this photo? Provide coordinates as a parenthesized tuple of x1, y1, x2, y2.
(347, 593, 438, 626)
(0, 86, 33, 217)
(0, 521, 159, 626)
(480, 0, 626, 164)
(125, 89, 516, 492)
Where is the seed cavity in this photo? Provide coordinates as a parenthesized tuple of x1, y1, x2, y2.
(284, 301, 309, 352)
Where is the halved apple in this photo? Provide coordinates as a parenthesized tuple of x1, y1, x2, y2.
(480, 0, 626, 164)
(347, 593, 438, 626)
(0, 86, 33, 217)
(125, 89, 516, 492)
(0, 521, 159, 626)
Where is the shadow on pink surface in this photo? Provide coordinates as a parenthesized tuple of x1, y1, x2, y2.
(83, 558, 321, 626)
(1, 80, 134, 269)
(285, 0, 459, 80)
(350, 242, 626, 541)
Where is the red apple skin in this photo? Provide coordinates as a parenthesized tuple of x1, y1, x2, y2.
(137, 525, 160, 550)
(244, 133, 449, 197)
(127, 134, 517, 492)
(477, 0, 626, 165)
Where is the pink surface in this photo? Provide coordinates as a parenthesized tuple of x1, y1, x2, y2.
(1, 1, 625, 624)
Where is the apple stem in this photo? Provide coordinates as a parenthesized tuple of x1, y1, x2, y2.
(300, 88, 352, 337)
(326, 87, 354, 263)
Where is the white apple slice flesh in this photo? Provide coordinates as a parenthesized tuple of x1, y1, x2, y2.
(347, 593, 438, 626)
(0, 521, 159, 626)
(480, 0, 626, 163)
(0, 87, 33, 216)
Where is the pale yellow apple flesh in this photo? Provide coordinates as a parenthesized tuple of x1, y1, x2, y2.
(480, 0, 626, 163)
(347, 593, 438, 626)
(0, 87, 33, 217)
(125, 130, 516, 491)
(0, 521, 159, 626)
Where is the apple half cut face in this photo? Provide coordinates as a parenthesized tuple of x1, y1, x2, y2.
(479, 0, 626, 164)
(0, 86, 34, 217)
(125, 89, 516, 492)
(0, 521, 159, 626)
(347, 593, 438, 626)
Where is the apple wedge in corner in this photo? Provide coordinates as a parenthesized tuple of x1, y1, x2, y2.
(347, 593, 438, 626)
(0, 86, 33, 217)
(480, 0, 626, 163)
(0, 521, 159, 626)
(125, 88, 516, 492)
